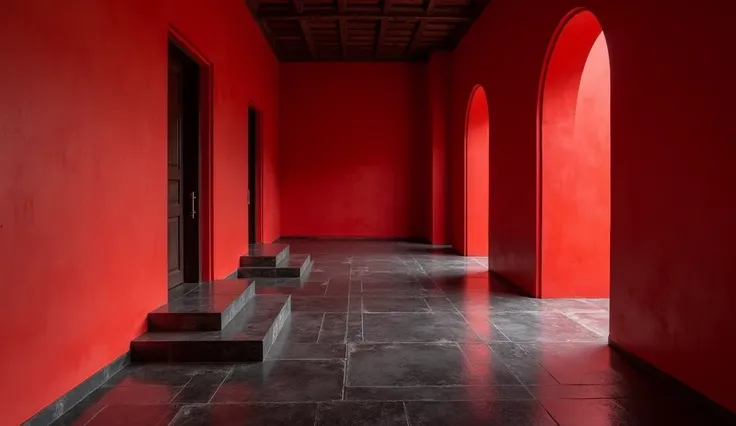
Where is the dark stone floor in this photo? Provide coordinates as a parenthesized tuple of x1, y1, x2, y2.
(52, 240, 730, 425)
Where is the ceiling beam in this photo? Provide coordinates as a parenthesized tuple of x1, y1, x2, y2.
(339, 19, 348, 59)
(407, 20, 427, 56)
(262, 14, 470, 22)
(251, 0, 489, 62)
(374, 19, 388, 58)
(299, 20, 317, 59)
(292, 0, 304, 13)
(443, 0, 492, 51)
(283, 57, 426, 62)
(472, 0, 493, 16)
(245, 0, 259, 13)
(244, 0, 280, 55)
(382, 0, 394, 14)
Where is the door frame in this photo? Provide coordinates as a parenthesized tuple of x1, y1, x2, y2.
(247, 104, 264, 244)
(169, 26, 215, 282)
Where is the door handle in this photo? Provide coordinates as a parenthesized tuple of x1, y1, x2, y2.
(190, 192, 197, 219)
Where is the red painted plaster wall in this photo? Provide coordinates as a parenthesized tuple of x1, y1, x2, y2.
(452, 0, 736, 411)
(449, 80, 468, 254)
(466, 87, 490, 256)
(428, 54, 451, 245)
(279, 63, 430, 239)
(541, 17, 610, 298)
(567, 33, 609, 296)
(0, 0, 278, 423)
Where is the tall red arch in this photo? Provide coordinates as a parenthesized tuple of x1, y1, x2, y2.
(538, 10, 611, 298)
(465, 85, 490, 257)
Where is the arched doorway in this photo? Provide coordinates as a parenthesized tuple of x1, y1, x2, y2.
(465, 85, 490, 257)
(539, 10, 610, 298)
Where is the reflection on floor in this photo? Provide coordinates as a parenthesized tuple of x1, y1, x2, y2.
(52, 240, 728, 425)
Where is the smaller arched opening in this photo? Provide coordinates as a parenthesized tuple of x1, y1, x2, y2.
(539, 10, 611, 298)
(465, 85, 490, 257)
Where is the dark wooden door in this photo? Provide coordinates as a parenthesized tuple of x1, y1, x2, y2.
(248, 108, 258, 244)
(168, 43, 201, 289)
(168, 55, 185, 288)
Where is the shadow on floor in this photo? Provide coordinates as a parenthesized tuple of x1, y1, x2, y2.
(52, 239, 731, 426)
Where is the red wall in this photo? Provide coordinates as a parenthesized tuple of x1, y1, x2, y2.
(466, 87, 490, 256)
(0, 0, 279, 423)
(451, 0, 736, 411)
(541, 15, 610, 298)
(279, 63, 430, 239)
(428, 54, 451, 245)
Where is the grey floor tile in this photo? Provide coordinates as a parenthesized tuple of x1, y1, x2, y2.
(460, 310, 511, 343)
(53, 240, 725, 426)
(345, 385, 533, 401)
(318, 313, 348, 343)
(347, 343, 520, 387)
(170, 403, 317, 426)
(362, 312, 483, 343)
(490, 311, 604, 342)
(105, 364, 230, 388)
(171, 384, 221, 404)
(405, 400, 558, 426)
(324, 282, 350, 296)
(276, 312, 324, 342)
(564, 311, 609, 336)
(541, 398, 732, 426)
(539, 298, 605, 312)
(212, 360, 345, 402)
(424, 296, 458, 312)
(85, 405, 179, 426)
(489, 342, 559, 385)
(361, 297, 432, 313)
(450, 295, 544, 313)
(519, 342, 645, 385)
(347, 343, 468, 387)
(359, 281, 427, 293)
(316, 401, 407, 426)
(529, 383, 654, 400)
(266, 342, 347, 360)
(581, 298, 610, 310)
(291, 296, 349, 312)
(457, 344, 522, 385)
(346, 312, 363, 343)
(87, 385, 183, 405)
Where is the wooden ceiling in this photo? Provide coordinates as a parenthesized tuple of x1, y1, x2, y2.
(245, 0, 491, 61)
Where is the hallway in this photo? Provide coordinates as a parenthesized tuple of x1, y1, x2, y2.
(52, 241, 727, 425)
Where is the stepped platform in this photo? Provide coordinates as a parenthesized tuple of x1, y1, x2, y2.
(239, 243, 290, 267)
(238, 247, 312, 278)
(131, 294, 290, 362)
(147, 279, 255, 332)
(130, 244, 313, 363)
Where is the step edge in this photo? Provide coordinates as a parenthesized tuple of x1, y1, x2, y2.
(260, 295, 292, 358)
(131, 295, 290, 363)
(146, 282, 256, 332)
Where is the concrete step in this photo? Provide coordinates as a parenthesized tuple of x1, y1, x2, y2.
(239, 243, 290, 267)
(147, 279, 255, 332)
(237, 254, 312, 278)
(131, 295, 291, 363)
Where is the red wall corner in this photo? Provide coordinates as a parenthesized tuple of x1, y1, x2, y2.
(428, 53, 452, 245)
